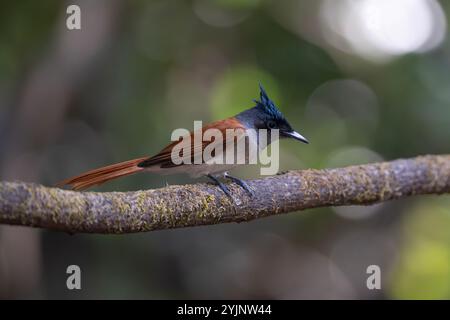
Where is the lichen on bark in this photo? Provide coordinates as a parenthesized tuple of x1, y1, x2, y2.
(0, 155, 449, 234)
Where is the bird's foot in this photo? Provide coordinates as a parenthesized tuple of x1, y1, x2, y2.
(224, 172, 255, 196)
(207, 174, 232, 198)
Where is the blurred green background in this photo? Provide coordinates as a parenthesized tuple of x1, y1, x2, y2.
(0, 0, 449, 299)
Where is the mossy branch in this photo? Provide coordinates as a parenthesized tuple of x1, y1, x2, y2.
(0, 155, 449, 234)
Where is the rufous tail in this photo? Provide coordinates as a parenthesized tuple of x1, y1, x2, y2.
(57, 157, 148, 191)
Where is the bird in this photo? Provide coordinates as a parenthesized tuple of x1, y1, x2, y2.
(58, 84, 309, 197)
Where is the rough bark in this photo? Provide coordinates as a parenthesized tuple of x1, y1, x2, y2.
(0, 155, 449, 234)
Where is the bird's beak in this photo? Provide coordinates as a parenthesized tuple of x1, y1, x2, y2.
(283, 130, 309, 144)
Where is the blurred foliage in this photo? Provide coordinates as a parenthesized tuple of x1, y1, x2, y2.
(0, 0, 449, 299)
(0, 1, 61, 82)
(210, 65, 278, 119)
(389, 199, 450, 299)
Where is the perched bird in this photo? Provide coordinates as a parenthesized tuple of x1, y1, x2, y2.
(58, 84, 308, 196)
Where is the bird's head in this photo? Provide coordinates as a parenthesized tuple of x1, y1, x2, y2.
(252, 84, 309, 144)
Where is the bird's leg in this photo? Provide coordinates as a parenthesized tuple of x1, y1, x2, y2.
(207, 174, 232, 198)
(224, 172, 254, 196)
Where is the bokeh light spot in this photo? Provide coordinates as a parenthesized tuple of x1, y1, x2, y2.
(319, 0, 446, 62)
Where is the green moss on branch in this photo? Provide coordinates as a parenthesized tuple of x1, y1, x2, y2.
(0, 155, 449, 234)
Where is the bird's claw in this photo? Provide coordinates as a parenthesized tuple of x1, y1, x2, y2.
(207, 174, 232, 198)
(224, 173, 255, 197)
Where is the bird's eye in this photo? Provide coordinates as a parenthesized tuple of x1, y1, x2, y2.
(267, 120, 277, 129)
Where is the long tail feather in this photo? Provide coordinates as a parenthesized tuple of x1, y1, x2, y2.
(57, 157, 148, 191)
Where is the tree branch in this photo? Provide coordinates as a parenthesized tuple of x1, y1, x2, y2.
(0, 155, 449, 234)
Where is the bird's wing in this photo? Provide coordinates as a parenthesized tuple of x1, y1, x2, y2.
(138, 117, 247, 168)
